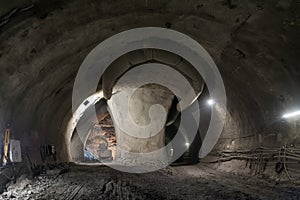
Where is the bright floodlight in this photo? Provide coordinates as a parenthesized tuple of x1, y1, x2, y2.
(185, 142, 190, 147)
(282, 110, 300, 119)
(207, 99, 215, 106)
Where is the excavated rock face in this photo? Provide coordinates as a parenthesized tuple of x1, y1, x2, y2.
(0, 0, 299, 163)
(85, 114, 116, 161)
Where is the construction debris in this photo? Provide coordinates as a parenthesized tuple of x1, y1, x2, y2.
(1, 164, 299, 200)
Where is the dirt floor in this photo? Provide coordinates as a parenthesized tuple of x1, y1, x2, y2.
(1, 163, 299, 200)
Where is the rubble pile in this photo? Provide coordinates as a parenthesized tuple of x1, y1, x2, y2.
(0, 164, 299, 200)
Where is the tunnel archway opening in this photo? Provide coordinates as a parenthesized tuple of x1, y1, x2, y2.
(68, 86, 208, 166)
(69, 97, 118, 163)
(84, 112, 116, 163)
(165, 85, 213, 166)
(67, 47, 210, 167)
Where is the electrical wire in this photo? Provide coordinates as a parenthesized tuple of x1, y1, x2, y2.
(202, 146, 299, 181)
(283, 146, 292, 180)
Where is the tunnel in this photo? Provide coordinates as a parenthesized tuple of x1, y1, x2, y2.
(0, 0, 299, 199)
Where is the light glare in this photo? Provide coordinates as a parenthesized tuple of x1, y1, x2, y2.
(282, 110, 300, 119)
(207, 99, 215, 106)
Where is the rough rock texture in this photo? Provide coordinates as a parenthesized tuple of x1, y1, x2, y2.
(85, 114, 116, 160)
(1, 164, 300, 200)
(0, 0, 299, 181)
(109, 84, 173, 158)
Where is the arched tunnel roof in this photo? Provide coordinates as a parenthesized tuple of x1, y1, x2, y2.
(0, 0, 299, 162)
(0, 1, 300, 199)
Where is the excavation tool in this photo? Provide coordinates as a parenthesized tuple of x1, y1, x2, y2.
(0, 123, 17, 183)
(2, 124, 10, 166)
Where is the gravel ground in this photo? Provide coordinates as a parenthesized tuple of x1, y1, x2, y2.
(1, 163, 299, 200)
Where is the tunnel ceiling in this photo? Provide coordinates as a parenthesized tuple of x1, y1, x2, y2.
(0, 0, 299, 161)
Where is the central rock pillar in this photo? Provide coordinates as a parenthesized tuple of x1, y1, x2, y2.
(107, 84, 174, 165)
